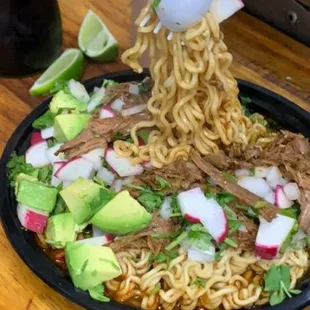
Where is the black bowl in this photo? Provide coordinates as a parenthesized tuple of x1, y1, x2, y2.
(1, 70, 310, 310)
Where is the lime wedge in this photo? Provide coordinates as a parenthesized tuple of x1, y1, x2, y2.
(78, 10, 119, 62)
(30, 49, 84, 96)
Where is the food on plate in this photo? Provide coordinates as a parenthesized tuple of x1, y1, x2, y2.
(6, 0, 310, 309)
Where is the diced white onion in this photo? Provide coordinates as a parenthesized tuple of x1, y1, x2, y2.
(129, 84, 140, 95)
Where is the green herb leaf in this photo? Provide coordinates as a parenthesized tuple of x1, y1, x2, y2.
(152, 231, 181, 239)
(156, 176, 171, 189)
(32, 110, 56, 129)
(270, 289, 286, 306)
(138, 130, 150, 144)
(49, 81, 70, 95)
(192, 278, 207, 288)
(217, 193, 235, 206)
(215, 243, 228, 261)
(88, 283, 110, 302)
(166, 232, 188, 251)
(138, 192, 163, 213)
(224, 237, 238, 248)
(241, 97, 251, 107)
(264, 266, 283, 292)
(228, 219, 242, 234)
(152, 0, 161, 10)
(254, 201, 268, 209)
(187, 224, 213, 251)
(38, 165, 53, 184)
(6, 152, 38, 186)
(47, 138, 59, 148)
(93, 176, 107, 187)
(171, 195, 181, 214)
(221, 171, 237, 183)
(151, 284, 161, 295)
(103, 79, 118, 88)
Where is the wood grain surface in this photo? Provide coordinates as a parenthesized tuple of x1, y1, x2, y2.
(0, 0, 309, 309)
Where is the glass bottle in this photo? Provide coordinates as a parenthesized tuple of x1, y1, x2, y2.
(0, 0, 62, 77)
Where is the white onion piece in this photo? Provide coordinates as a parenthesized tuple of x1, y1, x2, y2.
(111, 179, 124, 193)
(160, 197, 173, 220)
(255, 167, 270, 178)
(235, 169, 250, 178)
(128, 84, 140, 95)
(283, 183, 301, 201)
(264, 191, 276, 205)
(121, 104, 147, 117)
(111, 98, 125, 112)
(93, 86, 101, 93)
(188, 244, 215, 263)
(237, 177, 271, 198)
(266, 166, 282, 189)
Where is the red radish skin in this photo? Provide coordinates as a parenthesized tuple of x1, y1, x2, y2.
(105, 148, 144, 177)
(99, 105, 116, 119)
(275, 185, 293, 209)
(17, 204, 48, 233)
(30, 132, 44, 146)
(255, 244, 278, 260)
(55, 157, 94, 181)
(26, 141, 49, 168)
(184, 214, 201, 224)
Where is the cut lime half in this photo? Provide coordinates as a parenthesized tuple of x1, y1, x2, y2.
(30, 49, 84, 96)
(78, 10, 119, 62)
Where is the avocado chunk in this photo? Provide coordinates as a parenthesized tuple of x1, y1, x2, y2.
(60, 178, 115, 224)
(65, 242, 122, 291)
(50, 90, 87, 114)
(16, 180, 58, 213)
(91, 191, 152, 235)
(45, 213, 78, 248)
(54, 114, 90, 142)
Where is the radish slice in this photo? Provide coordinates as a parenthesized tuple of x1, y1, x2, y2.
(97, 167, 116, 186)
(46, 143, 64, 164)
(235, 169, 250, 178)
(93, 86, 101, 93)
(41, 127, 54, 139)
(26, 141, 49, 168)
(275, 185, 294, 209)
(129, 84, 140, 95)
(17, 203, 48, 233)
(82, 148, 105, 171)
(99, 105, 116, 119)
(264, 191, 276, 205)
(143, 162, 153, 169)
(160, 197, 172, 220)
(68, 79, 90, 103)
(283, 183, 300, 201)
(92, 225, 106, 238)
(30, 132, 44, 146)
(237, 177, 271, 198)
(155, 0, 212, 32)
(266, 166, 282, 189)
(209, 0, 244, 23)
(255, 215, 296, 259)
(178, 188, 228, 243)
(55, 157, 94, 181)
(188, 244, 215, 263)
(51, 161, 66, 187)
(111, 98, 125, 112)
(105, 148, 144, 177)
(77, 235, 114, 246)
(121, 104, 147, 117)
(255, 167, 270, 178)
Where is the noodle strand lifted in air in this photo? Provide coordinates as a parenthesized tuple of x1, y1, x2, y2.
(117, 1, 266, 168)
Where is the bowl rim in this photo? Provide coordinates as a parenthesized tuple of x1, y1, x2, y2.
(1, 69, 310, 310)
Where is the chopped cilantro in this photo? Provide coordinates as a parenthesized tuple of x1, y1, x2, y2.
(152, 0, 162, 9)
(156, 176, 171, 189)
(217, 193, 235, 206)
(138, 130, 150, 144)
(264, 265, 301, 306)
(103, 79, 118, 88)
(192, 278, 207, 288)
(37, 165, 53, 184)
(93, 176, 107, 187)
(150, 250, 178, 266)
(166, 231, 188, 251)
(215, 243, 228, 261)
(278, 203, 300, 219)
(7, 152, 38, 186)
(47, 138, 59, 148)
(152, 232, 181, 239)
(221, 171, 237, 183)
(228, 219, 242, 234)
(32, 110, 56, 129)
(224, 237, 238, 248)
(49, 81, 70, 95)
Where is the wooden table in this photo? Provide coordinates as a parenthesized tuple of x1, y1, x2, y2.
(0, 0, 309, 309)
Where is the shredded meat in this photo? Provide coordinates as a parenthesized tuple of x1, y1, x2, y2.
(191, 149, 278, 222)
(132, 159, 205, 196)
(109, 212, 181, 255)
(57, 115, 146, 159)
(299, 191, 310, 234)
(234, 213, 258, 251)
